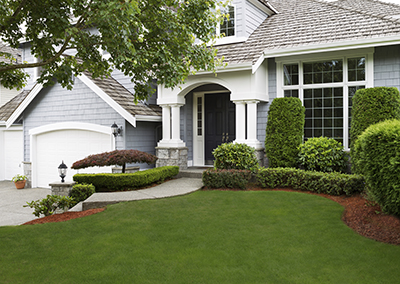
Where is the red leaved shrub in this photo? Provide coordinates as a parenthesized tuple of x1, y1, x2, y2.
(71, 150, 157, 173)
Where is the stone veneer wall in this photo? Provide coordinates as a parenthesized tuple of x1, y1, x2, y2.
(156, 147, 188, 170)
(22, 161, 32, 188)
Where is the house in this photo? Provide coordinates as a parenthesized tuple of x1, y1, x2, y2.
(0, 55, 162, 187)
(2, 0, 400, 187)
(156, 0, 400, 168)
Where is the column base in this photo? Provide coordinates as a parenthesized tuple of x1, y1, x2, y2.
(156, 147, 188, 170)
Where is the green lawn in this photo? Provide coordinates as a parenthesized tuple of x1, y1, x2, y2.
(1, 190, 399, 284)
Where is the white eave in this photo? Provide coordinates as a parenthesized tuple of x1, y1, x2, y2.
(6, 75, 138, 128)
(135, 115, 162, 122)
(194, 62, 253, 76)
(250, 34, 400, 73)
(249, 0, 279, 16)
(263, 35, 400, 59)
(6, 83, 43, 128)
(77, 73, 137, 127)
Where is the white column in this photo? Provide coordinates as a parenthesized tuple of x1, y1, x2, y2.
(161, 105, 171, 142)
(171, 104, 182, 143)
(246, 100, 263, 148)
(234, 101, 246, 143)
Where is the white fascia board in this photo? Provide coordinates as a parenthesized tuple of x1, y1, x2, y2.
(135, 115, 162, 122)
(248, 0, 279, 15)
(194, 62, 253, 75)
(263, 35, 400, 59)
(6, 83, 43, 128)
(77, 74, 137, 127)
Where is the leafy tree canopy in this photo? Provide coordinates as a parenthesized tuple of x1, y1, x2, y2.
(0, 0, 226, 101)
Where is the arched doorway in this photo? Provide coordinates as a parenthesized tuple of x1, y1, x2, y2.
(192, 87, 236, 166)
(204, 92, 236, 164)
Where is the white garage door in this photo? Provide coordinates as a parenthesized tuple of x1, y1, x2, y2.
(35, 129, 113, 188)
(3, 130, 24, 180)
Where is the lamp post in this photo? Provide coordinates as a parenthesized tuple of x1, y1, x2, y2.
(111, 122, 122, 149)
(58, 160, 67, 183)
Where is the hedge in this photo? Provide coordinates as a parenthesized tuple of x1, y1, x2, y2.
(73, 166, 179, 192)
(265, 97, 305, 168)
(212, 143, 259, 173)
(350, 87, 400, 173)
(256, 167, 364, 196)
(202, 169, 252, 190)
(353, 119, 400, 215)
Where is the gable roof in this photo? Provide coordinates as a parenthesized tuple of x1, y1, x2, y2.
(0, 90, 29, 124)
(216, 0, 400, 68)
(2, 73, 161, 127)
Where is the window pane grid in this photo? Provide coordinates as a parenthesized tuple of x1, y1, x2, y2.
(220, 6, 235, 37)
(304, 87, 343, 141)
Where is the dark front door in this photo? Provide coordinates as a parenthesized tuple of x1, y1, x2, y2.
(205, 93, 236, 165)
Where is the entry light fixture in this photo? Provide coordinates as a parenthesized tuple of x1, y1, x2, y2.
(111, 122, 122, 137)
(58, 160, 67, 183)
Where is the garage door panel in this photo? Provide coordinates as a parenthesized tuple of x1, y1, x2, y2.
(4, 131, 24, 180)
(36, 129, 112, 188)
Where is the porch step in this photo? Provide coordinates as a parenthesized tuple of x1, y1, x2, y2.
(176, 167, 211, 179)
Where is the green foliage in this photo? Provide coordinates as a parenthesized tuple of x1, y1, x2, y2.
(0, 0, 226, 99)
(256, 167, 364, 196)
(265, 97, 305, 168)
(353, 119, 400, 216)
(11, 174, 27, 182)
(350, 87, 400, 173)
(24, 195, 74, 217)
(73, 166, 179, 191)
(298, 137, 348, 173)
(70, 184, 96, 206)
(202, 169, 252, 190)
(212, 143, 259, 173)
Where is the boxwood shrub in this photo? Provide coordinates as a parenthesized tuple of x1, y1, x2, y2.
(350, 87, 400, 173)
(213, 142, 259, 173)
(202, 169, 252, 190)
(70, 183, 95, 205)
(73, 166, 179, 192)
(353, 119, 400, 215)
(298, 137, 348, 173)
(256, 167, 364, 196)
(265, 97, 305, 168)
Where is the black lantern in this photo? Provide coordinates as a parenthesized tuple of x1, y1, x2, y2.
(111, 122, 122, 137)
(58, 160, 67, 183)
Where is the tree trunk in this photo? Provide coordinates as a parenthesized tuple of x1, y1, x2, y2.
(122, 163, 126, 173)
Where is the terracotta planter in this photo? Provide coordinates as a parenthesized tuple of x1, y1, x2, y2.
(14, 180, 26, 189)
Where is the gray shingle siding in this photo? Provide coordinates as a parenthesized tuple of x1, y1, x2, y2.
(257, 58, 276, 144)
(125, 121, 161, 169)
(245, 0, 269, 37)
(180, 93, 193, 161)
(23, 78, 125, 161)
(374, 45, 400, 89)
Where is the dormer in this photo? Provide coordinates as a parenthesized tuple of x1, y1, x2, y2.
(215, 0, 278, 45)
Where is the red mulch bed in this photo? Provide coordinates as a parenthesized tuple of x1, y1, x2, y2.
(23, 186, 400, 245)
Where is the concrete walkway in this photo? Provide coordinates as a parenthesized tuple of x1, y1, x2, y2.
(81, 178, 203, 210)
(0, 181, 51, 226)
(0, 177, 203, 226)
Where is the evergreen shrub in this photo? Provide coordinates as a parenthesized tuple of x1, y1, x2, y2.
(298, 137, 347, 173)
(73, 166, 179, 191)
(202, 169, 252, 190)
(350, 87, 400, 173)
(353, 119, 400, 215)
(265, 97, 305, 168)
(256, 167, 364, 196)
(70, 183, 95, 205)
(213, 143, 259, 173)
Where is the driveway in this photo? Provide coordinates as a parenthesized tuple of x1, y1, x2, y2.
(0, 181, 50, 226)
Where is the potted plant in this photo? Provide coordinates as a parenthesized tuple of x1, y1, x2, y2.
(12, 174, 27, 189)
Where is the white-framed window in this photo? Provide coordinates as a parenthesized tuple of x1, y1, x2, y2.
(216, 5, 235, 37)
(276, 49, 374, 150)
